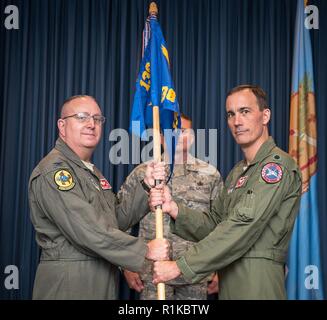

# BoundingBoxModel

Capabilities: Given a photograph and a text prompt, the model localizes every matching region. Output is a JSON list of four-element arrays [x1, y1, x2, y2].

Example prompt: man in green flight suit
[[29, 95, 169, 300], [150, 85, 302, 300]]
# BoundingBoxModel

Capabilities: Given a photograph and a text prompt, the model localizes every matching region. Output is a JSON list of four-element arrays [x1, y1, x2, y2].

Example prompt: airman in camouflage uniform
[[119, 115, 223, 300]]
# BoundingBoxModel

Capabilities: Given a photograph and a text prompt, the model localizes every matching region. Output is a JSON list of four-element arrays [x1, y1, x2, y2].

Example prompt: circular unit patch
[[54, 169, 75, 191], [261, 163, 283, 184]]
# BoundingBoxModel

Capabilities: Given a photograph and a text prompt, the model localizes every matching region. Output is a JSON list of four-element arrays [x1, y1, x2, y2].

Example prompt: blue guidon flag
[[130, 12, 181, 169]]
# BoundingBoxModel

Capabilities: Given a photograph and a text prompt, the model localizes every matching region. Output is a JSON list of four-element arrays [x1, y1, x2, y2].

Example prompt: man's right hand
[[149, 185, 179, 219], [124, 270, 144, 293], [146, 238, 170, 261]]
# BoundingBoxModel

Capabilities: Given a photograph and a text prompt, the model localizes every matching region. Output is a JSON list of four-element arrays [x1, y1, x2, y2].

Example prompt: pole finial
[[149, 2, 158, 16]]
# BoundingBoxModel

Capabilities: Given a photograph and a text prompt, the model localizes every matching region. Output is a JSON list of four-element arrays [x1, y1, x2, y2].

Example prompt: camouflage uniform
[[118, 155, 223, 300]]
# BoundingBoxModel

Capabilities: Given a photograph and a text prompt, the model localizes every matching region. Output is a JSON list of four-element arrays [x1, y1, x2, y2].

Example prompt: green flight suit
[[171, 137, 302, 300], [29, 138, 149, 299]]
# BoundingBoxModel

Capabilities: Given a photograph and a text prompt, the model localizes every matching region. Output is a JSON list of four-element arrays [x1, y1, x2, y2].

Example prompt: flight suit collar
[[249, 136, 276, 166], [55, 138, 110, 189], [185, 154, 200, 171], [227, 137, 276, 193], [55, 138, 90, 170]]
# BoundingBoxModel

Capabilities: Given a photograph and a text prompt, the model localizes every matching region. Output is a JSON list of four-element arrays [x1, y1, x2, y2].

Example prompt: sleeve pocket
[[234, 190, 256, 222]]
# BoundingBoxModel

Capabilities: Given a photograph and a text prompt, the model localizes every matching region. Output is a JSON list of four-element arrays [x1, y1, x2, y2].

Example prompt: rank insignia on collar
[[54, 169, 75, 191], [261, 163, 283, 184], [100, 178, 112, 190], [235, 175, 248, 189]]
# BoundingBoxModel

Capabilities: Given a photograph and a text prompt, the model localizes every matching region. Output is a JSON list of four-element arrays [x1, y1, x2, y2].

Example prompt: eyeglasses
[[62, 112, 106, 125]]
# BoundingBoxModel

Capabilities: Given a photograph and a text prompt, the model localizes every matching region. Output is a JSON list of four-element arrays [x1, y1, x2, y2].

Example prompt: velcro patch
[[100, 178, 112, 190], [54, 169, 75, 191], [261, 163, 283, 184], [235, 176, 248, 189]]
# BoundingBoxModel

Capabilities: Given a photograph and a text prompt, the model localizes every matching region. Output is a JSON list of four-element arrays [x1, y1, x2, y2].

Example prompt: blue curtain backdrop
[[0, 0, 326, 299]]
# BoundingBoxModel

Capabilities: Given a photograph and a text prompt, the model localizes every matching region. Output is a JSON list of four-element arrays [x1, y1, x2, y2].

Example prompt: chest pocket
[[85, 177, 103, 207], [232, 189, 256, 222], [175, 184, 212, 205], [83, 175, 118, 227], [101, 189, 117, 213]]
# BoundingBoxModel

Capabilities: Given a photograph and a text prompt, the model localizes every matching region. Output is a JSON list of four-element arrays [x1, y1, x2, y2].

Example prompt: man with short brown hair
[[150, 85, 302, 299]]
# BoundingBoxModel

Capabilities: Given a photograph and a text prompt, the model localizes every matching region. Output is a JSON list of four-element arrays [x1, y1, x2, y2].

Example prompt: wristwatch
[[140, 179, 152, 193]]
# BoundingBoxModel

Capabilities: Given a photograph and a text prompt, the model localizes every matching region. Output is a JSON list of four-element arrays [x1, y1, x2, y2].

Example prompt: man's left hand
[[153, 261, 181, 284], [144, 161, 166, 188], [207, 273, 219, 295]]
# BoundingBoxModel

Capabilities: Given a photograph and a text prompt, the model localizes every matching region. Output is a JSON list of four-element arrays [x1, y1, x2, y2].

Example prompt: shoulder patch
[[54, 169, 75, 191], [261, 163, 283, 184]]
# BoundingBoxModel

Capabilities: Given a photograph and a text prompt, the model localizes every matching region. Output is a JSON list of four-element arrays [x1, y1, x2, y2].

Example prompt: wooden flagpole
[[149, 2, 166, 301]]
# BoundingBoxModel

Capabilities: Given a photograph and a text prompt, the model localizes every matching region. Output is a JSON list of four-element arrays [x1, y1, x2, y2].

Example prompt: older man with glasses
[[28, 95, 169, 300]]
